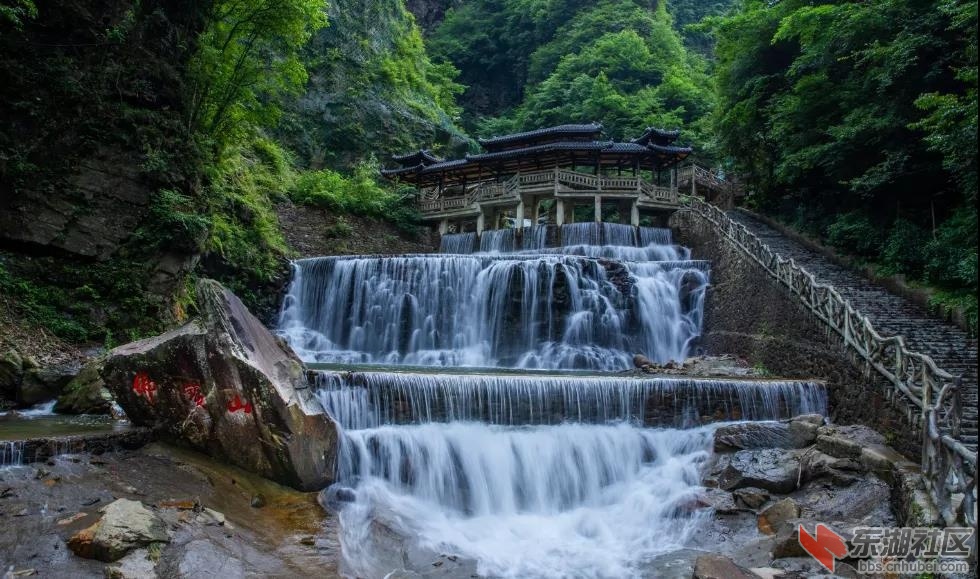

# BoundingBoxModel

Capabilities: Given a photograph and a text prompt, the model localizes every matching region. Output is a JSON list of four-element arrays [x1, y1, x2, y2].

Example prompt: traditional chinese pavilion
[[381, 123, 692, 233]]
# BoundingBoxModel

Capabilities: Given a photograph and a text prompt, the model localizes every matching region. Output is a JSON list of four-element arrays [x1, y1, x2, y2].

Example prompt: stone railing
[[684, 194, 977, 528], [640, 182, 677, 204]]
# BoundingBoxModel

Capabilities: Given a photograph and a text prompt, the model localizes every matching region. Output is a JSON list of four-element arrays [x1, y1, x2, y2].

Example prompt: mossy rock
[[55, 358, 113, 415]]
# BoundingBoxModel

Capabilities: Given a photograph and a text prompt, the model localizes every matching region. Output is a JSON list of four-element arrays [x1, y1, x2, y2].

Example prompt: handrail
[[418, 169, 685, 215], [683, 195, 976, 528]]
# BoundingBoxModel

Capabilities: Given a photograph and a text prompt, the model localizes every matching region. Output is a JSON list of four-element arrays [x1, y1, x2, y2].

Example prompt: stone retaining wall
[[671, 209, 920, 457]]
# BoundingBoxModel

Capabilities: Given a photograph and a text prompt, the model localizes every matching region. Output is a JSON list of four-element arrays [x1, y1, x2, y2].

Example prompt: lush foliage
[[278, 0, 469, 169], [290, 164, 419, 230], [431, 0, 714, 146], [710, 0, 978, 329], [0, 0, 35, 28], [186, 0, 327, 153]]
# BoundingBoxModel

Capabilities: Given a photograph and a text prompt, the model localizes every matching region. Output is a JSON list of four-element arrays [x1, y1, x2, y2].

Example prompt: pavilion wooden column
[[630, 200, 640, 227], [556, 199, 565, 226], [439, 219, 449, 235], [476, 204, 485, 235], [594, 196, 602, 222], [516, 197, 526, 228]]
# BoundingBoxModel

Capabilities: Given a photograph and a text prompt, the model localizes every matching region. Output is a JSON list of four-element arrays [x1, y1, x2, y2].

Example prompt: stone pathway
[[728, 210, 978, 451]]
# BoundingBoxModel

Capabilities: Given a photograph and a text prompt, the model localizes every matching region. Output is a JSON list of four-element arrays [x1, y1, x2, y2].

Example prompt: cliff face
[[405, 0, 462, 33], [0, 0, 205, 260], [278, 0, 470, 170]]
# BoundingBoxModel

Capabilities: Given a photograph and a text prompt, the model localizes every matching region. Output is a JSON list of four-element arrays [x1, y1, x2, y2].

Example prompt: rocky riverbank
[[0, 443, 340, 577]]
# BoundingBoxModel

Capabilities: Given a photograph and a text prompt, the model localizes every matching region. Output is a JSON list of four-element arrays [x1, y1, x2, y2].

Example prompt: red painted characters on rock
[[132, 372, 157, 404], [226, 394, 253, 415], [182, 382, 205, 407]]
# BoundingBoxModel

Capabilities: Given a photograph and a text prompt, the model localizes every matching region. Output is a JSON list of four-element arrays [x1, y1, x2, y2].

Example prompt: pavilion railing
[[684, 194, 977, 529]]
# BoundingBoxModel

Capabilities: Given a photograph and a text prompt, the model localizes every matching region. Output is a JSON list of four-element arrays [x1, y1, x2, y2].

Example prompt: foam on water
[[278, 224, 708, 370], [314, 371, 828, 429], [336, 422, 715, 578]]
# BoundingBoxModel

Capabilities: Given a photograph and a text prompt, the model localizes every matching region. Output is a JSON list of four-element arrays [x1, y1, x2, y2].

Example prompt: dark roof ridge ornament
[[631, 127, 681, 146], [478, 123, 604, 149], [391, 149, 443, 167]]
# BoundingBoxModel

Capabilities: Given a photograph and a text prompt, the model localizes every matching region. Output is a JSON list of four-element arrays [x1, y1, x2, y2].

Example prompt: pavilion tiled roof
[[391, 149, 443, 167], [383, 125, 691, 185], [478, 123, 603, 150], [631, 127, 681, 146]]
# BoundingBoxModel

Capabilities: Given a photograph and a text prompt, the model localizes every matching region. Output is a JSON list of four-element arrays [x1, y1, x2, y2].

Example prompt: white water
[[283, 221, 817, 577], [315, 371, 828, 429], [337, 422, 715, 579], [0, 400, 58, 418], [279, 224, 709, 370]]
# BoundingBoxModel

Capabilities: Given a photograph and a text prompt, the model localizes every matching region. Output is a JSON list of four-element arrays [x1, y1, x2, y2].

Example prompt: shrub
[[825, 212, 883, 258], [881, 219, 929, 278]]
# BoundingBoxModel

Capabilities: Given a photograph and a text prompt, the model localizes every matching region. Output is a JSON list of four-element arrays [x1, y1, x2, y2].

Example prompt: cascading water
[[281, 221, 825, 577], [316, 370, 826, 577], [278, 224, 709, 370], [315, 371, 827, 430]]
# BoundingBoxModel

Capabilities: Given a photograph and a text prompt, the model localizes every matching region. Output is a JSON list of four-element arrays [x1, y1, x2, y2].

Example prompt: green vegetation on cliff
[[279, 0, 469, 169], [709, 0, 977, 328], [429, 0, 725, 145]]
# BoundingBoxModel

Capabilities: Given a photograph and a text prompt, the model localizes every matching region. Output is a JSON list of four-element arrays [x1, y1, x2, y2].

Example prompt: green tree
[[186, 0, 328, 154]]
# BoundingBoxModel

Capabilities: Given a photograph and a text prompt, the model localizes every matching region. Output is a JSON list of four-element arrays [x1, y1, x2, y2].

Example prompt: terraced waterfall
[[278, 223, 827, 577]]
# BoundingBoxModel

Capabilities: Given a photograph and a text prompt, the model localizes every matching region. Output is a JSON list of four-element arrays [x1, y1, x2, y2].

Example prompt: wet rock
[[816, 434, 862, 459], [692, 553, 755, 579], [167, 538, 246, 578], [757, 498, 800, 535], [102, 280, 338, 491], [67, 498, 170, 562], [717, 449, 802, 494], [732, 487, 769, 510], [713, 422, 790, 452], [249, 494, 266, 509], [792, 414, 823, 426], [698, 488, 740, 514], [55, 359, 113, 415], [19, 363, 78, 406], [787, 419, 819, 448], [815, 424, 886, 460], [771, 521, 856, 560], [633, 354, 654, 369], [0, 349, 24, 401], [104, 548, 156, 579], [197, 508, 226, 526]]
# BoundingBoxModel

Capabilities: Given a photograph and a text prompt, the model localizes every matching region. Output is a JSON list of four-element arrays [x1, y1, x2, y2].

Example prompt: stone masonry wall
[[670, 209, 921, 457]]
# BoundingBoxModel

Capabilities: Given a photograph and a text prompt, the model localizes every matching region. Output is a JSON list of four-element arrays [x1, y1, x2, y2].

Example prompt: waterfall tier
[[279, 224, 709, 370], [314, 371, 827, 430]]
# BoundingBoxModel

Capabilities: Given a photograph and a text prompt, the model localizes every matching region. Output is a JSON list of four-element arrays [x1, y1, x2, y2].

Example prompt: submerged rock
[[67, 498, 170, 562], [102, 279, 338, 490]]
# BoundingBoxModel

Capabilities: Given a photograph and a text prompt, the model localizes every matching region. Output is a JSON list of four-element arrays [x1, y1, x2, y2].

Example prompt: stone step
[[727, 210, 978, 451]]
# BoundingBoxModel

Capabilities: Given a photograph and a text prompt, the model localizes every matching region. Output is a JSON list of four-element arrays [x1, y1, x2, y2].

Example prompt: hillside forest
[[0, 0, 976, 358]]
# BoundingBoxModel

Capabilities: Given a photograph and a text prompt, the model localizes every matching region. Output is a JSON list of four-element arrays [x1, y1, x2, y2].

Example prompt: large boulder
[[713, 422, 790, 452], [716, 449, 802, 494], [67, 499, 170, 562], [102, 280, 337, 490]]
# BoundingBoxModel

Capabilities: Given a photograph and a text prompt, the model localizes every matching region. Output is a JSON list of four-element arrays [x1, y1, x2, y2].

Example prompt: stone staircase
[[728, 210, 978, 451]]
